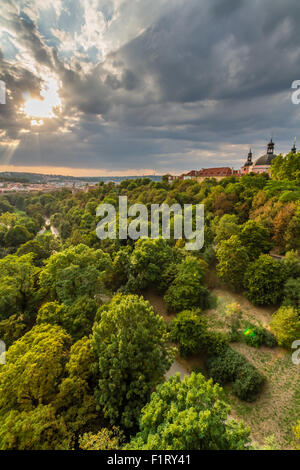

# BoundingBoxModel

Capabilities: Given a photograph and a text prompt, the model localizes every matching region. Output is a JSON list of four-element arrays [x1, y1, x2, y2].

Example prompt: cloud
[[0, 0, 300, 175]]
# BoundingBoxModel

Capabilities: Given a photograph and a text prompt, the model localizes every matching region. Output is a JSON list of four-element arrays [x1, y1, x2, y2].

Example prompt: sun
[[22, 78, 61, 125]]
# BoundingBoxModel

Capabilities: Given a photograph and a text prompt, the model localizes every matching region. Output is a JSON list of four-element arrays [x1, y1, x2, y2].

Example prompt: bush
[[270, 306, 300, 349], [203, 330, 229, 356], [206, 347, 264, 402], [225, 303, 243, 342], [170, 310, 208, 356], [170, 310, 228, 357], [232, 364, 265, 401], [243, 323, 277, 348]]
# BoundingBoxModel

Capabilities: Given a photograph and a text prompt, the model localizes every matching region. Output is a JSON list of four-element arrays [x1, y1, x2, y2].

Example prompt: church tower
[[247, 147, 253, 164], [267, 136, 275, 155], [241, 147, 253, 174], [291, 137, 297, 154]]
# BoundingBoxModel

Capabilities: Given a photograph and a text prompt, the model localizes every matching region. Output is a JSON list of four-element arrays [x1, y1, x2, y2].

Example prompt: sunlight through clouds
[[21, 78, 62, 122]]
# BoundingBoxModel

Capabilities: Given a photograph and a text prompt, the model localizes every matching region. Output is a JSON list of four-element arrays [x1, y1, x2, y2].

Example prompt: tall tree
[[125, 373, 251, 450], [216, 235, 250, 291], [244, 255, 287, 305], [91, 294, 173, 429], [39, 244, 111, 304]]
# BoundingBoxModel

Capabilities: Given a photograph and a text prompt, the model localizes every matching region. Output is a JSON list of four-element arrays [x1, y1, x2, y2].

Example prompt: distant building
[[241, 148, 253, 175], [195, 167, 237, 182], [167, 167, 237, 183], [165, 137, 297, 183], [242, 137, 297, 175], [242, 137, 278, 175]]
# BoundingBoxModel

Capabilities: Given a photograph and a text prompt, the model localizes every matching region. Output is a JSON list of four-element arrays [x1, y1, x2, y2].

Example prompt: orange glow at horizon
[[0, 165, 163, 177]]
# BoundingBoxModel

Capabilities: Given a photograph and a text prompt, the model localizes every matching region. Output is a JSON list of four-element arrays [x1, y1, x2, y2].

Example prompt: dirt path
[[144, 286, 299, 449], [209, 287, 277, 327], [38, 217, 59, 238], [204, 287, 298, 449]]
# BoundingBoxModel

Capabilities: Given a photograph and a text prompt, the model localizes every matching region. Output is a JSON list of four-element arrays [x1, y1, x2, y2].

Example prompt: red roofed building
[[166, 167, 240, 183], [195, 167, 236, 182]]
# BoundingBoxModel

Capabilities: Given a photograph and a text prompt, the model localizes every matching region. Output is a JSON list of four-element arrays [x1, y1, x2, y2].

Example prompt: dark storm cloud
[[1, 0, 300, 173]]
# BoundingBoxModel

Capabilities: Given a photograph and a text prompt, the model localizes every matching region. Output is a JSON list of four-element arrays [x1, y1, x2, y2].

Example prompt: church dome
[[253, 137, 277, 166], [253, 153, 277, 166]]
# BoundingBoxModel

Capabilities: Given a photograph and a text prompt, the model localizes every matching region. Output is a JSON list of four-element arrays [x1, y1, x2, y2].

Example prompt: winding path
[[38, 217, 59, 238]]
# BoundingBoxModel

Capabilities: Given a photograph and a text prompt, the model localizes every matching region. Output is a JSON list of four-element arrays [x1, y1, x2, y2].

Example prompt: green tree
[[282, 278, 300, 310], [91, 294, 173, 429], [0, 314, 26, 347], [164, 256, 211, 313], [39, 244, 111, 304], [79, 427, 121, 450], [37, 296, 97, 340], [128, 238, 173, 292], [170, 310, 228, 356], [55, 337, 98, 434], [271, 152, 300, 181], [0, 405, 71, 450], [17, 233, 60, 266], [125, 373, 251, 450], [213, 214, 240, 245], [0, 254, 38, 322], [4, 224, 33, 247], [244, 255, 287, 305], [0, 324, 71, 415], [239, 220, 273, 259], [216, 235, 250, 290], [270, 306, 300, 348], [105, 247, 131, 290], [282, 250, 300, 279]]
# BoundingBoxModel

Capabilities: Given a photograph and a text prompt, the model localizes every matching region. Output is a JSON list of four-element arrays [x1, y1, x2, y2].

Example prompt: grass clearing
[[145, 286, 300, 449], [207, 288, 300, 449]]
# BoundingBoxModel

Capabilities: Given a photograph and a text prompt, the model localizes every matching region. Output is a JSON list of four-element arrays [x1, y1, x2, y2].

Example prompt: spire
[[291, 137, 297, 154], [267, 136, 275, 155], [247, 147, 252, 163]]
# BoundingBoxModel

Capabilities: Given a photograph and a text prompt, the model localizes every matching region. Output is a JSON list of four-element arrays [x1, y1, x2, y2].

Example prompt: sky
[[1, 0, 300, 176]]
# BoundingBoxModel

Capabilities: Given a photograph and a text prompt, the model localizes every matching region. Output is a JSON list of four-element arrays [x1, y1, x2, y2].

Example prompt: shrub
[[225, 303, 243, 342], [206, 347, 264, 402], [232, 364, 265, 401], [204, 330, 229, 356], [170, 310, 228, 357], [243, 323, 277, 348], [170, 310, 208, 356]]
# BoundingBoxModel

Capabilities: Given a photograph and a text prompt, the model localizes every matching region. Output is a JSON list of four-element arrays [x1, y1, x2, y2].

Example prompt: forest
[[0, 153, 299, 450]]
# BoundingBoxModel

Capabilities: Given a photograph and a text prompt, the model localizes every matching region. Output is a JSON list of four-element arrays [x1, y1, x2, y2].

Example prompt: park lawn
[[205, 288, 300, 450], [146, 286, 300, 449]]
